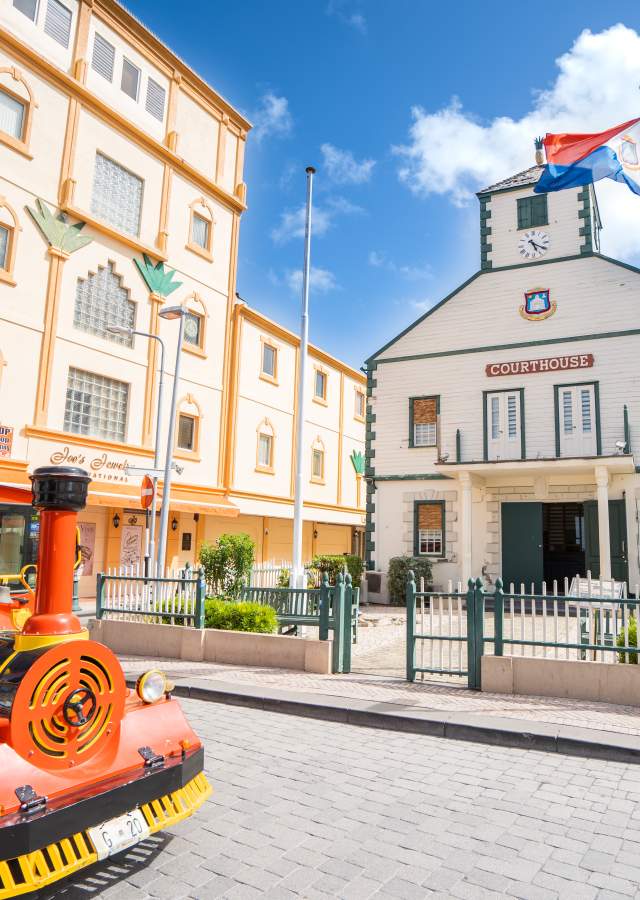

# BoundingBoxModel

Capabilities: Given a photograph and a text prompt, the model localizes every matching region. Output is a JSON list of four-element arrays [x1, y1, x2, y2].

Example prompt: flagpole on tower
[[291, 166, 316, 588]]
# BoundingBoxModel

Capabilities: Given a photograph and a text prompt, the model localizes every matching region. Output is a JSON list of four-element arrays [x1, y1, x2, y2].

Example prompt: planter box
[[89, 618, 332, 674], [482, 655, 640, 706]]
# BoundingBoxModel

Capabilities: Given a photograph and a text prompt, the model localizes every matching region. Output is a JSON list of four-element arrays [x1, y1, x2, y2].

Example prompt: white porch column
[[459, 471, 473, 586], [595, 465, 611, 581]]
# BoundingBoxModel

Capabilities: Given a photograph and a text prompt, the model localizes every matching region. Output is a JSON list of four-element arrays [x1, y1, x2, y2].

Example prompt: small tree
[[387, 556, 433, 606], [199, 533, 255, 599]]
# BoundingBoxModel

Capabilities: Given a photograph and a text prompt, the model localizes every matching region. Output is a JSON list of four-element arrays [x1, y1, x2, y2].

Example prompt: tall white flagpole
[[291, 166, 315, 588]]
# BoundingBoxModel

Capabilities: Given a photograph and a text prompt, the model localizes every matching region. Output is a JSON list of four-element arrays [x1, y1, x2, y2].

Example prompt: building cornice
[[239, 305, 366, 383]]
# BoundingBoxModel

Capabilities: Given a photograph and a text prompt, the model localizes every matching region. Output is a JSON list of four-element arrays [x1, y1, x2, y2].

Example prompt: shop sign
[[49, 446, 133, 482], [486, 353, 594, 377], [0, 425, 13, 458]]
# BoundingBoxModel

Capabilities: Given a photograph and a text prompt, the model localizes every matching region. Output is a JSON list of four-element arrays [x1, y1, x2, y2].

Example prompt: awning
[[169, 497, 239, 518]]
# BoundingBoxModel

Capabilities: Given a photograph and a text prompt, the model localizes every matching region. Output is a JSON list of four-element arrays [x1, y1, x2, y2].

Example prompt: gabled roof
[[478, 166, 543, 195]]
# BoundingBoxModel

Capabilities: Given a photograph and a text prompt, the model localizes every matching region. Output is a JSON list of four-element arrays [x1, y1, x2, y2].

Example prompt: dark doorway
[[542, 503, 586, 587]]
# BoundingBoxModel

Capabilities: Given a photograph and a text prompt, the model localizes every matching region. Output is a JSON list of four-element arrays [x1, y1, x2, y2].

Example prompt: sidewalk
[[120, 653, 640, 764]]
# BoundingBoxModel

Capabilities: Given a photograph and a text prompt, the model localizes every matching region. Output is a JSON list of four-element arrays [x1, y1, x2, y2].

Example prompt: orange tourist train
[[0, 466, 211, 896]]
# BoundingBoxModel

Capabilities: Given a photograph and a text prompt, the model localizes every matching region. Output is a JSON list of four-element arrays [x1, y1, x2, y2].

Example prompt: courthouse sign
[[486, 353, 594, 377]]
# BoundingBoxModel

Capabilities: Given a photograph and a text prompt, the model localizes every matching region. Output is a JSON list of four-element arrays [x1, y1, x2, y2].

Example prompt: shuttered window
[[416, 502, 444, 556], [121, 58, 140, 101], [0, 89, 25, 140], [411, 397, 437, 447], [13, 0, 38, 21], [507, 394, 517, 438], [562, 390, 573, 434], [145, 78, 166, 121], [0, 226, 9, 270], [517, 194, 548, 230], [581, 389, 592, 433], [91, 152, 143, 236], [44, 0, 72, 48], [92, 33, 115, 82]]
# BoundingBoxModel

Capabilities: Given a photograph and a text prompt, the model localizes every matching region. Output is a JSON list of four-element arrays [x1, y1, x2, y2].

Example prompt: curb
[[125, 675, 640, 765]]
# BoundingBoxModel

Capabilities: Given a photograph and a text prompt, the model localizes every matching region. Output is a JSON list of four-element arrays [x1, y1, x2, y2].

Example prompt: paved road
[[39, 698, 640, 899]]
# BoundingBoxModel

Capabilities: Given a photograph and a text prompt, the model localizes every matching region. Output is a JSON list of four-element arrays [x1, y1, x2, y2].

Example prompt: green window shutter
[[517, 194, 548, 230]]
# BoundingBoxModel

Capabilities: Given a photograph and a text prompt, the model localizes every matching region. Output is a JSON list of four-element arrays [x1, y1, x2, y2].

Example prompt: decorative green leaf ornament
[[26, 198, 93, 254], [350, 450, 365, 475], [134, 253, 182, 298]]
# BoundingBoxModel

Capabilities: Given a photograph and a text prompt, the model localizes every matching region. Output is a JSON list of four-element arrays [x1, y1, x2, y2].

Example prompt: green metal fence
[[406, 573, 640, 689]]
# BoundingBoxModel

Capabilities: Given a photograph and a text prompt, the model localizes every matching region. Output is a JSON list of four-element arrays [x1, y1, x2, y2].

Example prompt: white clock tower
[[477, 166, 601, 271]]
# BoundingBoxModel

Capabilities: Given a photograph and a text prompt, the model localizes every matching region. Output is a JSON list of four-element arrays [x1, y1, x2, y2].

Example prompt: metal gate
[[406, 576, 483, 689]]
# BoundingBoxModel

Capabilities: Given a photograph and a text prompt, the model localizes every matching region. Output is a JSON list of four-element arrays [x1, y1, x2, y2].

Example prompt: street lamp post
[[291, 166, 316, 588], [156, 305, 187, 577], [108, 326, 165, 577]]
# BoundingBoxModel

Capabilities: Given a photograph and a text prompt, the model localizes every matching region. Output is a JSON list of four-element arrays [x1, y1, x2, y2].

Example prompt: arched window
[[311, 436, 325, 484], [0, 198, 20, 286], [256, 418, 275, 474], [175, 394, 202, 456], [181, 292, 208, 356], [0, 67, 37, 157], [187, 197, 215, 261], [73, 261, 135, 345]]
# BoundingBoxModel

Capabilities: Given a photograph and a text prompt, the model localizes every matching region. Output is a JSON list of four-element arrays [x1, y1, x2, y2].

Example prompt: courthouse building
[[0, 0, 365, 595], [366, 163, 640, 595]]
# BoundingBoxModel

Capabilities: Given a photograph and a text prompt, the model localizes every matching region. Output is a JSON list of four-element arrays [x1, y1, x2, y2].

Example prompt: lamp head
[[107, 324, 133, 335], [159, 306, 186, 320]]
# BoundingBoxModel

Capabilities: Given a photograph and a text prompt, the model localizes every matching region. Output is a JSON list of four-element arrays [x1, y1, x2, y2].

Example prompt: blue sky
[[132, 1, 640, 367]]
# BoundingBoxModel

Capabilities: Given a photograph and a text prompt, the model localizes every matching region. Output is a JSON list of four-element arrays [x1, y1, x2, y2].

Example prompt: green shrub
[[387, 556, 433, 606], [616, 614, 638, 663], [309, 554, 365, 586], [198, 533, 255, 598], [204, 598, 277, 633]]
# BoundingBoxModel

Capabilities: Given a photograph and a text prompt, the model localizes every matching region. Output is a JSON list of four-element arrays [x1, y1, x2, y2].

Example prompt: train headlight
[[136, 669, 170, 703]]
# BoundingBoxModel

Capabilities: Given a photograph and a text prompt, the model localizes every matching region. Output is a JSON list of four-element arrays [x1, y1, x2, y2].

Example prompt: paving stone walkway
[[38, 698, 640, 899]]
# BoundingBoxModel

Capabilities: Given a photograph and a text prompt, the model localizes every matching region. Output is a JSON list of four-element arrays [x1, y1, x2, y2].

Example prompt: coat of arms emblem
[[519, 288, 557, 321]]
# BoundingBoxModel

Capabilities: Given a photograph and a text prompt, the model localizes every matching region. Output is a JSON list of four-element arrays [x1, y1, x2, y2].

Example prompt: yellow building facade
[[0, 0, 365, 595]]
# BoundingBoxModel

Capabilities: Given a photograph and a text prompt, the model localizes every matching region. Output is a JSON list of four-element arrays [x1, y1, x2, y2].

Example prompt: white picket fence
[[248, 561, 318, 588], [97, 563, 202, 623]]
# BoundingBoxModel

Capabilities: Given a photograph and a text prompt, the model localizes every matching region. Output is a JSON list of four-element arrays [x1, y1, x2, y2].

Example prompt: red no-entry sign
[[140, 475, 154, 509]]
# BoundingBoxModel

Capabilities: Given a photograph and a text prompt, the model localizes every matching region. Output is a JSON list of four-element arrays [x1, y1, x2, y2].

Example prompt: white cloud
[[321, 143, 376, 184], [286, 267, 339, 295], [271, 197, 362, 244], [326, 1, 366, 33], [368, 250, 431, 281], [410, 298, 434, 313], [251, 92, 293, 142], [393, 25, 640, 261]]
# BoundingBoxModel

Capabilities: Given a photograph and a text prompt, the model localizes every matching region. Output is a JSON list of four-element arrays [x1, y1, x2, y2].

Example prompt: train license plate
[[89, 809, 151, 860]]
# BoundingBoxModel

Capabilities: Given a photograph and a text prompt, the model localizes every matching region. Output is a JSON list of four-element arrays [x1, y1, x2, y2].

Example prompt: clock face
[[518, 230, 550, 260]]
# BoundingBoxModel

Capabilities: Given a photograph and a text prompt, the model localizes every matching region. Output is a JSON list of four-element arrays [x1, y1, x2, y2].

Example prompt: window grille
[[191, 212, 210, 250], [145, 78, 166, 121], [262, 343, 276, 378], [121, 58, 140, 100], [13, 0, 38, 21], [91, 152, 143, 236], [258, 434, 272, 468], [412, 397, 437, 447], [92, 33, 115, 81], [44, 0, 72, 47], [73, 262, 135, 345], [64, 368, 128, 442], [0, 226, 8, 269], [0, 90, 25, 140], [177, 414, 195, 451]]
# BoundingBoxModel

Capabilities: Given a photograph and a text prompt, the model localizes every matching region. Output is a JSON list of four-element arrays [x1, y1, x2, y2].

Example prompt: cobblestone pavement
[[120, 654, 640, 739], [38, 698, 640, 899]]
